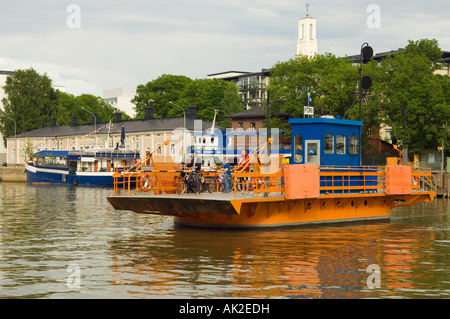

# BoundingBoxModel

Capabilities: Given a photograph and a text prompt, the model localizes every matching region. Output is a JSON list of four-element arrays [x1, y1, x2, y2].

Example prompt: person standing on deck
[[186, 152, 202, 193], [238, 149, 250, 193], [222, 156, 231, 193]]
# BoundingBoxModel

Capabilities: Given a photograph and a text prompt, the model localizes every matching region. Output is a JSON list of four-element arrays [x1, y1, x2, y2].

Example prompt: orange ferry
[[107, 117, 435, 228]]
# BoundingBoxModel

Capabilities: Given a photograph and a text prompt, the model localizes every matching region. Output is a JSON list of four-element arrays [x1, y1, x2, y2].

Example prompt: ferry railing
[[319, 165, 384, 195], [230, 164, 434, 199], [113, 141, 172, 195], [411, 166, 434, 192], [233, 168, 285, 198]]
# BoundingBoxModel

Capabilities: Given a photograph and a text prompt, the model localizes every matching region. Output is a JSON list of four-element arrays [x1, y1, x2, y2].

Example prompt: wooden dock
[[433, 172, 450, 198]]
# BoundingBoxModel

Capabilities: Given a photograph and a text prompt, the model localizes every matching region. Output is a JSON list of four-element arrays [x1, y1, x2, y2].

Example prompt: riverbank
[[0, 166, 27, 182]]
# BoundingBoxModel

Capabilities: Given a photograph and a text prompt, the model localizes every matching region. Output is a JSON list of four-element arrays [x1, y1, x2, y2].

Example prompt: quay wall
[[0, 166, 27, 182]]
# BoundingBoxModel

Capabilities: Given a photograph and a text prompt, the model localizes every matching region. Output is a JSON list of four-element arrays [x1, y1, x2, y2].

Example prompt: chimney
[[70, 116, 78, 126], [50, 117, 57, 128], [41, 121, 45, 128], [144, 106, 154, 120], [187, 106, 197, 119], [90, 114, 98, 125], [113, 111, 122, 122]]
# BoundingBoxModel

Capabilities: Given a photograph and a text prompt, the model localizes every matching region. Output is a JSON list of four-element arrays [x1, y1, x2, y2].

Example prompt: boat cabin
[[288, 116, 363, 166], [33, 149, 140, 173]]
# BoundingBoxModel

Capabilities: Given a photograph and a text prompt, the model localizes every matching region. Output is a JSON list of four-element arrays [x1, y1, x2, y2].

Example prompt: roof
[[13, 117, 217, 139], [207, 69, 271, 81], [35, 150, 70, 157], [227, 105, 289, 119], [0, 70, 14, 76], [228, 106, 267, 118], [347, 49, 450, 64], [288, 116, 363, 127]]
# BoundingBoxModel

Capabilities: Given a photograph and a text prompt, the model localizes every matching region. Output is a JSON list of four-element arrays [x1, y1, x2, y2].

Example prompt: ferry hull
[[26, 164, 117, 186], [106, 192, 435, 228]]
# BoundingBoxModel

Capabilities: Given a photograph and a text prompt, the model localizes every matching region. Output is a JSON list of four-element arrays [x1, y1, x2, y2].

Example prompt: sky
[[0, 0, 449, 97]]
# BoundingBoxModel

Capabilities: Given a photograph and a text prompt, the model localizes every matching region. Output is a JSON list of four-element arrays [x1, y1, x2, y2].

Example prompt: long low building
[[6, 106, 215, 165]]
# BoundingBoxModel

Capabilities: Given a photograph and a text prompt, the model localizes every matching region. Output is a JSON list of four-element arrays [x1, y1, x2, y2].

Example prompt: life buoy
[[73, 178, 79, 186], [140, 174, 153, 192]]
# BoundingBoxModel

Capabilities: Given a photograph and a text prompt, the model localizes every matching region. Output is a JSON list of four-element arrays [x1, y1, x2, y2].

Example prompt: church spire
[[296, 4, 317, 58]]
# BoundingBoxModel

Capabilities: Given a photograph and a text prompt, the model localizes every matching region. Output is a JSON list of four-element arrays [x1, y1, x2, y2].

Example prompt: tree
[[220, 81, 244, 127], [368, 39, 450, 152], [268, 53, 359, 119], [0, 68, 58, 145], [178, 78, 230, 123], [132, 74, 192, 119], [134, 75, 242, 129]]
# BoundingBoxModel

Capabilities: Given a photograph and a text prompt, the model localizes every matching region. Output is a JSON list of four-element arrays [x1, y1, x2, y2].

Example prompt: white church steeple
[[296, 3, 318, 57]]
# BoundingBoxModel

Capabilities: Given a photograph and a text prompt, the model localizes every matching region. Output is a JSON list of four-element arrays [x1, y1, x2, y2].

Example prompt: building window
[[156, 143, 162, 155], [336, 135, 346, 155], [237, 122, 244, 132], [249, 122, 256, 132], [170, 142, 175, 155], [385, 129, 392, 141], [310, 24, 313, 39], [348, 136, 359, 155], [324, 134, 334, 154]]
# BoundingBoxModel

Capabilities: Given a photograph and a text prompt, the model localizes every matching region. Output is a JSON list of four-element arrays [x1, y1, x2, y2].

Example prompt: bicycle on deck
[[207, 169, 235, 193], [177, 168, 205, 195]]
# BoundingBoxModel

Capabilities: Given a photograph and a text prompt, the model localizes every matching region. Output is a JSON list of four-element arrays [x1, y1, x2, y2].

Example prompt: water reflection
[[0, 183, 449, 299]]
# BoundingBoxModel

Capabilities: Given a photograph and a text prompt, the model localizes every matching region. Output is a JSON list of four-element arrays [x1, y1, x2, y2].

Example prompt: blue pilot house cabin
[[288, 116, 363, 166], [287, 116, 373, 194]]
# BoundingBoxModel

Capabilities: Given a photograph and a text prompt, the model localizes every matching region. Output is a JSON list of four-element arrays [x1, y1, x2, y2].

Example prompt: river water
[[0, 182, 448, 299]]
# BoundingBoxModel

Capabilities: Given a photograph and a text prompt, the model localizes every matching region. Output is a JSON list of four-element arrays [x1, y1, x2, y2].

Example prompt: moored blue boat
[[25, 149, 140, 186]]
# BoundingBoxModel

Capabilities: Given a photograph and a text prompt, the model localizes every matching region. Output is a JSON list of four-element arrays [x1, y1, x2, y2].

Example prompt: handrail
[[231, 164, 434, 199], [113, 158, 434, 198], [112, 140, 172, 195]]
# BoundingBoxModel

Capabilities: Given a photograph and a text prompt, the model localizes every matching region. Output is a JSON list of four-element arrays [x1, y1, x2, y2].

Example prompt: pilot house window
[[336, 135, 346, 155], [324, 134, 334, 154], [348, 136, 359, 155], [294, 134, 303, 162]]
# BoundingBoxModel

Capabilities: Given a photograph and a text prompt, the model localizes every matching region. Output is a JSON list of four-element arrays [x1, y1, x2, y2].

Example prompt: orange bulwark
[[107, 163, 435, 228]]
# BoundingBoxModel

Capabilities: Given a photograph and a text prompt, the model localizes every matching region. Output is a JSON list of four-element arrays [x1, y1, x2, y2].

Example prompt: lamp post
[[81, 107, 97, 147], [5, 116, 17, 166], [169, 101, 186, 163]]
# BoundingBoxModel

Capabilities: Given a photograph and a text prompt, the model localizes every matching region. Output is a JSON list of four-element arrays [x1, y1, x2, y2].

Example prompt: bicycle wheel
[[177, 179, 186, 195], [208, 180, 216, 193]]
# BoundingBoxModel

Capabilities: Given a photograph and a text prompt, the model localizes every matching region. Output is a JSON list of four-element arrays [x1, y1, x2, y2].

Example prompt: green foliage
[[133, 75, 243, 128], [56, 92, 116, 125], [366, 38, 450, 152], [0, 68, 119, 147], [220, 81, 244, 127], [132, 74, 193, 119], [0, 68, 58, 143], [269, 39, 450, 153], [269, 53, 359, 119]]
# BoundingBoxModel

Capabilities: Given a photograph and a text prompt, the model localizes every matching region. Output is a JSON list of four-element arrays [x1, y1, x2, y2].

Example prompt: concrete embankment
[[0, 166, 27, 182]]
